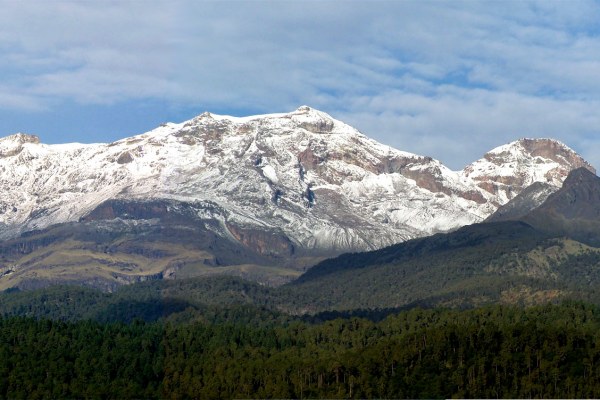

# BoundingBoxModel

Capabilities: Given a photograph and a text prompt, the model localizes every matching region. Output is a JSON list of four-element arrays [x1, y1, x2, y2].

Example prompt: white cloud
[[335, 88, 600, 169], [1, 0, 600, 170], [0, 1, 177, 105]]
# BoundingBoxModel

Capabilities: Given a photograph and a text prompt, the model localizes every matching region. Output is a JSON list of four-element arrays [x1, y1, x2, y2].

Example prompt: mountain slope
[[486, 182, 558, 222], [522, 167, 600, 246], [0, 199, 312, 290]]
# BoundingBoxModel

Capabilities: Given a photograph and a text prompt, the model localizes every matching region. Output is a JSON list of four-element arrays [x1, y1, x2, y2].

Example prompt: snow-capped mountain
[[0, 106, 593, 255], [461, 138, 594, 205]]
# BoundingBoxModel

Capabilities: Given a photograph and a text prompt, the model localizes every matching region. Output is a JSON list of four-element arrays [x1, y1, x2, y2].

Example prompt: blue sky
[[1, 1, 600, 170]]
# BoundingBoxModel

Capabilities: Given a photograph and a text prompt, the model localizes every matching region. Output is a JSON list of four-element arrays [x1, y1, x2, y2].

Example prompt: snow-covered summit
[[199, 106, 351, 132], [0, 133, 41, 157], [0, 132, 40, 144], [461, 138, 594, 205], [0, 109, 591, 254], [184, 106, 366, 144]]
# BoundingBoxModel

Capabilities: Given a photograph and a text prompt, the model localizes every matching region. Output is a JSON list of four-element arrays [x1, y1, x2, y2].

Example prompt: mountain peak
[[0, 109, 593, 256], [461, 137, 594, 204], [487, 138, 595, 173], [0, 133, 40, 144], [291, 105, 334, 119], [0, 133, 40, 157]]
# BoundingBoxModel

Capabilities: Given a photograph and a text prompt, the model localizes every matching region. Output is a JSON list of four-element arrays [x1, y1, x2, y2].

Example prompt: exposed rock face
[[521, 139, 591, 169], [81, 199, 172, 222], [116, 151, 134, 164], [226, 223, 295, 258]]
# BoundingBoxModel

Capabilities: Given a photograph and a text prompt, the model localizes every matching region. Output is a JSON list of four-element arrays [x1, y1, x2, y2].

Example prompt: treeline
[[1, 302, 600, 398]]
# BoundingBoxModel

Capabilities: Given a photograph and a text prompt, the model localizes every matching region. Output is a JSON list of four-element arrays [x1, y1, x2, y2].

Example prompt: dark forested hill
[[287, 221, 570, 311]]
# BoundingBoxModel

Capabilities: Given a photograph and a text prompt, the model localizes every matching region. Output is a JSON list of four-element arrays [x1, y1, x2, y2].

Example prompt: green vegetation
[[286, 222, 600, 311], [3, 227, 600, 322], [1, 303, 600, 398], [3, 210, 600, 397], [0, 276, 278, 323]]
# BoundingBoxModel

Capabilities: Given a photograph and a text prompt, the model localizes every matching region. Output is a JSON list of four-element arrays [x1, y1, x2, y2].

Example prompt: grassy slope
[[0, 222, 305, 290]]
